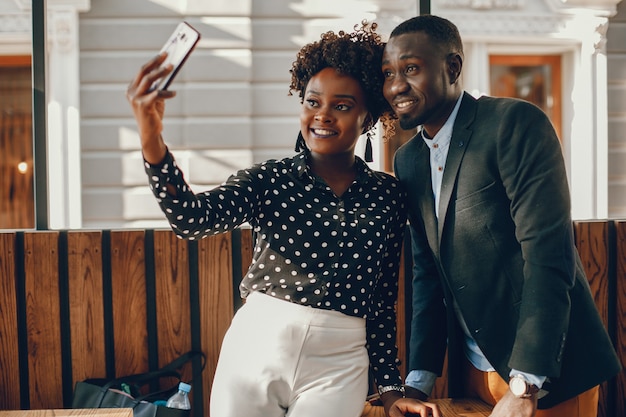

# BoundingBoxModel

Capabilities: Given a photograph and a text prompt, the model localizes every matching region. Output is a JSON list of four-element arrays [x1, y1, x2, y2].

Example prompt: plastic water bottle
[[166, 382, 191, 410]]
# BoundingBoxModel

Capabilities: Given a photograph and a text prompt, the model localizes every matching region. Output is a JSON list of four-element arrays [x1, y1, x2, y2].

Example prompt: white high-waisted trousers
[[210, 291, 369, 417]]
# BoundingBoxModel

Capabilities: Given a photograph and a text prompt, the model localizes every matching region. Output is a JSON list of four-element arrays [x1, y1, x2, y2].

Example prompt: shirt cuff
[[509, 369, 546, 389], [405, 369, 438, 396]]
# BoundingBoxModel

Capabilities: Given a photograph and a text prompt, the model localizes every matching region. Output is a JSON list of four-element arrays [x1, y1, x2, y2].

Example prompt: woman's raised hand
[[126, 53, 174, 164]]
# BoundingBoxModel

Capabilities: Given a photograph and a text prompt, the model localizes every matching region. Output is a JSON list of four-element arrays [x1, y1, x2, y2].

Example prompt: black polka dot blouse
[[145, 149, 408, 387]]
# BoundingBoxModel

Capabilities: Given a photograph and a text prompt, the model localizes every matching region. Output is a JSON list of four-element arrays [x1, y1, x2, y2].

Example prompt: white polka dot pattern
[[144, 150, 407, 387]]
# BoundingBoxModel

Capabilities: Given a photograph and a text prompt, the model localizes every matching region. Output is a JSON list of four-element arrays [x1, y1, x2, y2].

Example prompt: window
[[0, 55, 34, 229]]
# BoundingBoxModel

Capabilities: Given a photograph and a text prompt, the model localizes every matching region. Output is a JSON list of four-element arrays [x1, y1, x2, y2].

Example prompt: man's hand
[[489, 389, 537, 417]]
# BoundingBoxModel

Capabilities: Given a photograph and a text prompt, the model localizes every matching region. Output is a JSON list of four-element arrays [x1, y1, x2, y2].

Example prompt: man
[[382, 14, 622, 417]]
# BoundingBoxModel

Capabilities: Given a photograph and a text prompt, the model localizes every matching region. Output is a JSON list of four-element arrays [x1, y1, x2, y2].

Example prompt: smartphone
[[151, 21, 201, 91]]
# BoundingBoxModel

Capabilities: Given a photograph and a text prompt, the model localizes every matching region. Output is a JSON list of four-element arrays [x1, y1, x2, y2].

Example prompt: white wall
[[78, 0, 417, 228], [1, 0, 623, 228], [607, 0, 626, 218]]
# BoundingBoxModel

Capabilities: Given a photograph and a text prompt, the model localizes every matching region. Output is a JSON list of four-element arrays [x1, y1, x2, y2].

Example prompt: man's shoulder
[[474, 93, 542, 114], [394, 133, 424, 168]]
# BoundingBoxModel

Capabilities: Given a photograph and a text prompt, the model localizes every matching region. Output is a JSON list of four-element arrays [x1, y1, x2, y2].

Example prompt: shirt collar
[[421, 94, 464, 146]]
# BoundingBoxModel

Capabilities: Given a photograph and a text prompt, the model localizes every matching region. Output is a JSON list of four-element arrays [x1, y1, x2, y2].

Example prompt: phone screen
[[151, 22, 201, 91]]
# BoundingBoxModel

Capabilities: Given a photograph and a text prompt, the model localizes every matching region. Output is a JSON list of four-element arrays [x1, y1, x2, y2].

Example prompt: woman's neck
[[308, 152, 357, 197]]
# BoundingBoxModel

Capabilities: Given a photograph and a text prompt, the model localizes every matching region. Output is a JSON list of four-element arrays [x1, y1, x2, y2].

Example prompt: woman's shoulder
[[371, 169, 400, 183], [476, 94, 546, 117], [367, 168, 406, 196]]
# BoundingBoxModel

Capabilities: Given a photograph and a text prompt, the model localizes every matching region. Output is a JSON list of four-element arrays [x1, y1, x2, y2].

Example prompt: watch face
[[510, 376, 527, 396]]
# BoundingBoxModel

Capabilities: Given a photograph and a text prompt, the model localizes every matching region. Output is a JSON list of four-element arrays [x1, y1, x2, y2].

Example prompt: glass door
[[489, 55, 562, 140]]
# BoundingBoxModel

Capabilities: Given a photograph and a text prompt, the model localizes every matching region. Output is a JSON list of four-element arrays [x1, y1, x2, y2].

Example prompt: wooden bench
[[0, 221, 624, 416]]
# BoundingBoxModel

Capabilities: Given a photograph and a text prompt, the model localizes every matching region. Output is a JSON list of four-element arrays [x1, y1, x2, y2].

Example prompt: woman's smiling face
[[300, 67, 370, 158]]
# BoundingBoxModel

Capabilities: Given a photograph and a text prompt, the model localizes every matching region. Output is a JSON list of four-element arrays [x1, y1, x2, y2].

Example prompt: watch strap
[[377, 385, 405, 397]]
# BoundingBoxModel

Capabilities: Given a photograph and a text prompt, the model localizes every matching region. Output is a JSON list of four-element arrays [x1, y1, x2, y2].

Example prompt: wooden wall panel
[[574, 222, 611, 417], [24, 232, 62, 409], [0, 223, 621, 415], [614, 220, 626, 417], [109, 230, 149, 377], [197, 233, 234, 413], [67, 231, 107, 383], [239, 228, 253, 283], [0, 232, 20, 409], [573, 221, 611, 417], [574, 221, 610, 325], [153, 230, 192, 371]]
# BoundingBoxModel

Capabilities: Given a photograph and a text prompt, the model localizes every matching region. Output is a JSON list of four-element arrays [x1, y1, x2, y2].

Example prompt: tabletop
[[362, 397, 493, 417]]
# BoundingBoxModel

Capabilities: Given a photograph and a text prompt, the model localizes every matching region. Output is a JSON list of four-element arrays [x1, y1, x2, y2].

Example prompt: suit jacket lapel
[[420, 163, 439, 251], [437, 93, 476, 238]]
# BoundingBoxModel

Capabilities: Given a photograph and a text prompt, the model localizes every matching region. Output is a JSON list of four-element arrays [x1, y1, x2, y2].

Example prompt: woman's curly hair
[[289, 21, 395, 140]]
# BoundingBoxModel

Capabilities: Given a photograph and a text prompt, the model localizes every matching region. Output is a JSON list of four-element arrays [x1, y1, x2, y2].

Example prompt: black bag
[[71, 351, 205, 417]]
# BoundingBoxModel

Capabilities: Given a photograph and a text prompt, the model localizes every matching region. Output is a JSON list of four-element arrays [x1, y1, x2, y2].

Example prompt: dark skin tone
[[126, 53, 442, 417], [126, 54, 175, 165], [126, 61, 367, 199], [299, 67, 367, 197], [127, 53, 441, 417], [382, 31, 538, 417], [300, 68, 440, 416], [382, 32, 461, 138]]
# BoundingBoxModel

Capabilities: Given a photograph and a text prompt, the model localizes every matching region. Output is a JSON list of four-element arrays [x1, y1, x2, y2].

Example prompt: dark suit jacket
[[393, 92, 622, 408]]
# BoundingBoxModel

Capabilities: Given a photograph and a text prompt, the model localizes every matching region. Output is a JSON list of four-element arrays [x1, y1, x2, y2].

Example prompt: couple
[[127, 14, 621, 417]]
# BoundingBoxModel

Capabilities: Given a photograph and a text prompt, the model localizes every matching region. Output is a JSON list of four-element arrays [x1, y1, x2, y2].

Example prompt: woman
[[126, 21, 439, 417]]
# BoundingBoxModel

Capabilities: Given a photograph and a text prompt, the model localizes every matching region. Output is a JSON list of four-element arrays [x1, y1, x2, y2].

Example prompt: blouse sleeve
[[144, 150, 260, 240]]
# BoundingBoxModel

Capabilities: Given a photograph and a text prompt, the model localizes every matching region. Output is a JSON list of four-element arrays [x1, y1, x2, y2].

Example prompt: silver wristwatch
[[378, 385, 405, 397]]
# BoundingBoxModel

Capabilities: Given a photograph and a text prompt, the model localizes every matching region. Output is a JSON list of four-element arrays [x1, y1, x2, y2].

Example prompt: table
[[434, 398, 493, 416], [362, 398, 493, 417]]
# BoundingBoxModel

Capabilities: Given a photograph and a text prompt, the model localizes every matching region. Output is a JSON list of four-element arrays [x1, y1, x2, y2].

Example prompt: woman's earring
[[364, 131, 373, 163], [295, 131, 306, 152]]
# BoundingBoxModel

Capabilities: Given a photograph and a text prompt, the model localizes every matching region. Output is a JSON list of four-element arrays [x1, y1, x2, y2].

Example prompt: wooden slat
[[573, 220, 611, 417], [110, 230, 149, 377], [614, 220, 626, 417], [197, 233, 235, 414], [0, 232, 20, 409], [239, 228, 253, 283], [67, 231, 106, 383], [153, 230, 192, 376], [24, 231, 63, 409], [573, 221, 610, 326]]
